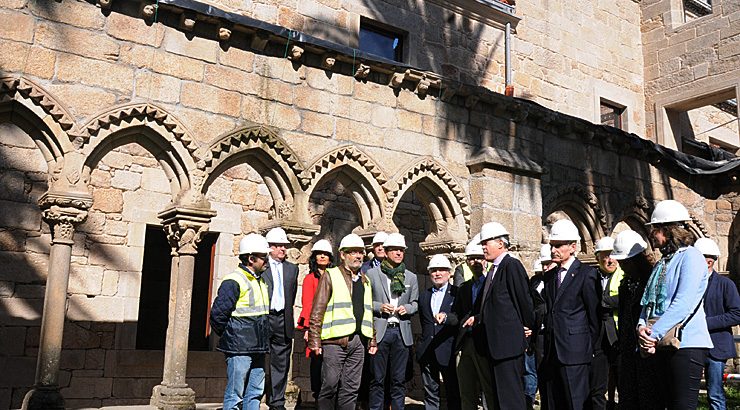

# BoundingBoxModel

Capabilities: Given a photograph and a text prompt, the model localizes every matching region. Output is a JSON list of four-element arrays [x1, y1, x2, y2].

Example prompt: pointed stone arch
[[80, 104, 200, 197], [301, 145, 389, 230], [613, 196, 652, 239], [0, 76, 76, 164], [388, 158, 470, 244], [196, 125, 305, 220], [542, 185, 608, 255]]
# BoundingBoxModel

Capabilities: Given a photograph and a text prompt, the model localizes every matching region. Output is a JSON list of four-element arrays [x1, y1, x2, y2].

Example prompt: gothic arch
[[301, 146, 389, 229], [0, 76, 76, 163], [543, 185, 608, 254], [613, 196, 652, 239], [80, 104, 199, 196], [197, 125, 304, 220], [388, 158, 470, 241]]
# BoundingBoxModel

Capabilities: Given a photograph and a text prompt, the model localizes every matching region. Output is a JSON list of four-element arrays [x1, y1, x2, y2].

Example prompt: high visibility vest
[[461, 261, 491, 282], [222, 267, 270, 317], [608, 267, 624, 328], [321, 267, 374, 340]]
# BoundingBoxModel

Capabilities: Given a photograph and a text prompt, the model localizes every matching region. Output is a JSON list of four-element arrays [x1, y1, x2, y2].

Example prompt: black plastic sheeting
[[159, 0, 740, 181], [157, 0, 414, 69]]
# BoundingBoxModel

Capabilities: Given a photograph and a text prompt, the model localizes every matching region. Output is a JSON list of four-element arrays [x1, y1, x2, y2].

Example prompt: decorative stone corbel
[[354, 64, 371, 79], [141, 3, 156, 20], [99, 0, 112, 9], [321, 54, 337, 70], [179, 13, 196, 31], [390, 71, 407, 88], [288, 45, 304, 62], [218, 27, 232, 41]]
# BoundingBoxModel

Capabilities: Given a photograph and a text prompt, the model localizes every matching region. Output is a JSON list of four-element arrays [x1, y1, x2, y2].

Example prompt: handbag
[[647, 292, 706, 350]]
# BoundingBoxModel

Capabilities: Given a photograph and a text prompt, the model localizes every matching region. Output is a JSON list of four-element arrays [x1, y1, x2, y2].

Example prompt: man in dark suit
[[417, 255, 461, 410], [263, 227, 299, 410], [540, 219, 600, 410], [471, 221, 534, 410]]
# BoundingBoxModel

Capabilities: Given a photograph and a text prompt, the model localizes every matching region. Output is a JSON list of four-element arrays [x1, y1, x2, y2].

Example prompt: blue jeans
[[705, 356, 726, 410], [224, 353, 266, 410], [523, 351, 537, 402]]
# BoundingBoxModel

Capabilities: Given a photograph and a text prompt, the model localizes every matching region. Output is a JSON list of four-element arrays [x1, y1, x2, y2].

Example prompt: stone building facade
[[0, 0, 738, 409]]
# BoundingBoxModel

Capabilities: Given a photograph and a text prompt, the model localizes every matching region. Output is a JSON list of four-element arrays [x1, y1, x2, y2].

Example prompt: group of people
[[209, 198, 740, 410]]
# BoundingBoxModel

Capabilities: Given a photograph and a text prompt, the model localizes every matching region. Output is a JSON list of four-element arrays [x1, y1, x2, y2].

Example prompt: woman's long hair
[[309, 251, 335, 274], [656, 224, 695, 255]]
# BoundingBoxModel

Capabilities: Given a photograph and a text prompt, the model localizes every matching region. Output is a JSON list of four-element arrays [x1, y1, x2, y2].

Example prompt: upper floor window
[[684, 0, 712, 21], [359, 18, 405, 62], [600, 100, 626, 130]]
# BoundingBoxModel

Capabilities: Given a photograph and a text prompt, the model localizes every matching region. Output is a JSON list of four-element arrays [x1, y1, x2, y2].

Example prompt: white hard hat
[[694, 237, 720, 257], [539, 244, 552, 262], [339, 233, 364, 250], [383, 233, 407, 249], [479, 222, 509, 242], [594, 237, 615, 253], [465, 239, 484, 257], [548, 219, 581, 242], [532, 259, 543, 272], [371, 231, 388, 245], [610, 230, 647, 260], [265, 227, 290, 244], [428, 254, 452, 270], [311, 239, 333, 255], [239, 233, 271, 255], [647, 200, 691, 225]]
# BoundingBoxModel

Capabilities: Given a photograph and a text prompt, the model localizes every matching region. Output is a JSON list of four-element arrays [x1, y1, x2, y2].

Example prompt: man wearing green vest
[[453, 234, 486, 286], [308, 233, 378, 410], [591, 236, 624, 410], [210, 233, 272, 410]]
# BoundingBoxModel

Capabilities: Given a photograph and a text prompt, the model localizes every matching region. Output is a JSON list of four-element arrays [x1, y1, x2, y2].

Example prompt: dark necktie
[[556, 267, 566, 288]]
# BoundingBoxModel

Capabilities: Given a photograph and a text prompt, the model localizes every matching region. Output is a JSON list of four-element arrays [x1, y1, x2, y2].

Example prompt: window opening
[[684, 0, 712, 22], [359, 18, 405, 62], [600, 100, 626, 130]]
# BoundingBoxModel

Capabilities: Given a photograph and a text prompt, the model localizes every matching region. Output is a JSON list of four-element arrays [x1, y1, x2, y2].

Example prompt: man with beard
[[366, 233, 419, 410]]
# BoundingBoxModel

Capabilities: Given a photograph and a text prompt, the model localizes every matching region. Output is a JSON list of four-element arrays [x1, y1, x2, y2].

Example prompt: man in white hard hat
[[590, 236, 623, 410], [695, 237, 740, 410], [453, 234, 486, 287], [362, 231, 388, 274], [308, 233, 378, 410], [263, 227, 299, 410], [210, 233, 272, 410], [524, 244, 551, 409], [467, 221, 534, 409], [417, 255, 461, 410], [366, 232, 419, 410], [540, 219, 600, 410]]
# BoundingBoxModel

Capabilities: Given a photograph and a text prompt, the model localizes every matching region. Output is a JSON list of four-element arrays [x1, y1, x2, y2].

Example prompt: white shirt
[[431, 283, 448, 317], [386, 275, 401, 324], [558, 256, 576, 285], [269, 256, 285, 311]]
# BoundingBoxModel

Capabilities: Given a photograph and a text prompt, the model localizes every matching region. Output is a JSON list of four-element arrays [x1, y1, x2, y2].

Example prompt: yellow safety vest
[[609, 267, 624, 328], [321, 267, 374, 340], [222, 267, 270, 317], [461, 261, 491, 282]]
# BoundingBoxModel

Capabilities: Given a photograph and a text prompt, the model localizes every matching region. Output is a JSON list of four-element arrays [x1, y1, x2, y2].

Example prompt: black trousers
[[370, 326, 408, 410], [539, 358, 590, 410], [489, 354, 526, 410], [587, 349, 608, 410], [421, 359, 461, 410], [655, 348, 708, 410], [309, 353, 322, 399], [267, 311, 292, 410]]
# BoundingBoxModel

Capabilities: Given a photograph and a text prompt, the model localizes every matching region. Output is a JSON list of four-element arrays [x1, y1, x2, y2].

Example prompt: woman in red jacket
[[297, 239, 334, 402]]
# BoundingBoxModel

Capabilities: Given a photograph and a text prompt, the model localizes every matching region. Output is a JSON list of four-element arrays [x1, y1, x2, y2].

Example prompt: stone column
[[151, 204, 215, 410], [22, 192, 91, 410]]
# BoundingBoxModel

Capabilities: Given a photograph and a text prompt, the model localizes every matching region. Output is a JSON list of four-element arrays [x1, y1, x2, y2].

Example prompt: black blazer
[[478, 254, 535, 360], [453, 277, 488, 356], [542, 258, 600, 365], [416, 285, 459, 367], [263, 259, 299, 339]]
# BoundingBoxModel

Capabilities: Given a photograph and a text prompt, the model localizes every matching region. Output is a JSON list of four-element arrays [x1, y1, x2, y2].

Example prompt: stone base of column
[[285, 380, 301, 409], [150, 384, 196, 410], [21, 385, 65, 410]]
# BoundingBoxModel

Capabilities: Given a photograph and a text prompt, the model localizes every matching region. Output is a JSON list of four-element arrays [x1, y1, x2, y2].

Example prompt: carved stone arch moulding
[[80, 103, 200, 194], [301, 145, 391, 229], [388, 157, 471, 238], [196, 125, 305, 220], [542, 185, 609, 237], [616, 196, 709, 239], [0, 76, 76, 156]]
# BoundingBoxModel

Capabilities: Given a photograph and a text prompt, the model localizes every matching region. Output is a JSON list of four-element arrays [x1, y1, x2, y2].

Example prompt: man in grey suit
[[366, 232, 419, 410], [263, 227, 299, 410]]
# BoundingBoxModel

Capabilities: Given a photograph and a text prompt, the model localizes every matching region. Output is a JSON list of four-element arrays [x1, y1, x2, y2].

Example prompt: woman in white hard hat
[[297, 239, 335, 403], [609, 230, 659, 410], [636, 200, 712, 409]]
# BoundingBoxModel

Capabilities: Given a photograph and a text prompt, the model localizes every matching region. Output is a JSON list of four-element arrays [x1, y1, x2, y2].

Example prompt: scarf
[[381, 259, 406, 295], [640, 251, 675, 318]]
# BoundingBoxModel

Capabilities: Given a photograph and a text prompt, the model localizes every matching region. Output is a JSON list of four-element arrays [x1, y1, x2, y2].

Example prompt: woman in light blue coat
[[637, 200, 712, 410]]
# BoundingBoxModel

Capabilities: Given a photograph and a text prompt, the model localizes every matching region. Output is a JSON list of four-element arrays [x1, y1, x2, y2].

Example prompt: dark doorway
[[136, 225, 219, 351]]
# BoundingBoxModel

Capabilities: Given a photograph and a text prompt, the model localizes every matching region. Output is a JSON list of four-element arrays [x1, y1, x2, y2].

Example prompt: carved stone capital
[[158, 205, 216, 256], [39, 191, 92, 245], [259, 219, 320, 248], [419, 238, 466, 256]]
